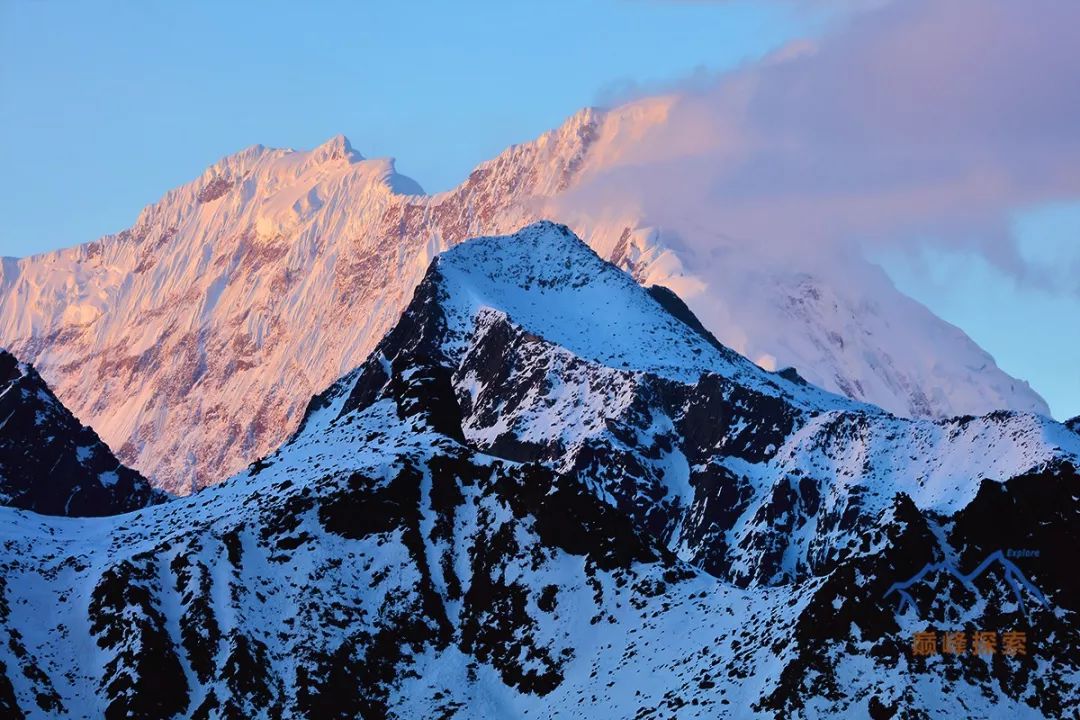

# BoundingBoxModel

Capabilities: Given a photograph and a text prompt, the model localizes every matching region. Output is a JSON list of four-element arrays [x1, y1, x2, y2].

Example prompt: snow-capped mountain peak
[[436, 221, 738, 380], [0, 103, 1051, 492], [432, 222, 858, 413], [288, 225, 1076, 599], [309, 133, 362, 165]]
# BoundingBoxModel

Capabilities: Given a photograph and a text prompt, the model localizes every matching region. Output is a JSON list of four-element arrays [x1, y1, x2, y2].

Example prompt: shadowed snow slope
[[0, 100, 1049, 492]]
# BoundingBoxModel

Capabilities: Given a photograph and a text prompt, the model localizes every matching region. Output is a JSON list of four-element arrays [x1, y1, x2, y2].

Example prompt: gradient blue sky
[[0, 0, 820, 254], [881, 206, 1080, 421], [1, 1, 1076, 419]]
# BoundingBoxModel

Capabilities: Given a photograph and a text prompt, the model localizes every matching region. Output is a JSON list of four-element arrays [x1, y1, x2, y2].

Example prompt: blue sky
[[0, 0, 816, 255], [1, 1, 1076, 419], [881, 207, 1080, 421]]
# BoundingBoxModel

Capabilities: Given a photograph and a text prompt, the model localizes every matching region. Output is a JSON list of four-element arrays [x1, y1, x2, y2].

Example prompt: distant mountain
[[0, 101, 1049, 493], [1, 225, 1075, 718], [0, 349, 162, 516]]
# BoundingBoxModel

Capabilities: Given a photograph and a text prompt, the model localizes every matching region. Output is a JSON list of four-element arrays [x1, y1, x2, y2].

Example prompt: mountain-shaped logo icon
[[885, 550, 1048, 622]]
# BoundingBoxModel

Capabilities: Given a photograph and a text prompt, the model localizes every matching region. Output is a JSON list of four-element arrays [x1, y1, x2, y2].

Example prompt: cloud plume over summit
[[573, 0, 1080, 284]]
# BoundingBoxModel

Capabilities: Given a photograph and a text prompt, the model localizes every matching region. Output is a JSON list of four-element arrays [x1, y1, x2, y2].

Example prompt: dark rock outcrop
[[0, 349, 163, 516]]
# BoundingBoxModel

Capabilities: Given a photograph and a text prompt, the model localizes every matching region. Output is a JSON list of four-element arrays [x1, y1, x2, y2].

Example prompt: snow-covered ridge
[[772, 408, 1080, 515]]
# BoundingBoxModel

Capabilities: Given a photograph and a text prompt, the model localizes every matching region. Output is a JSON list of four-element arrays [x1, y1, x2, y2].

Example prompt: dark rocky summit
[[0, 349, 162, 517]]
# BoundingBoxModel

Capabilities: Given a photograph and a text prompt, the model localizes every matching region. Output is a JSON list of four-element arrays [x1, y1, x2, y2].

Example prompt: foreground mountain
[[0, 100, 1049, 493], [1, 225, 1076, 718], [0, 349, 161, 516]]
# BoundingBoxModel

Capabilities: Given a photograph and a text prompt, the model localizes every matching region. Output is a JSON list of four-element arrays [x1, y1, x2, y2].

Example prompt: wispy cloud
[[573, 0, 1080, 288]]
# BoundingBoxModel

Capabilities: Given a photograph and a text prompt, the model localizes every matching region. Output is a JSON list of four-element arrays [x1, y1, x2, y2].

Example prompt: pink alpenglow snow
[[0, 106, 1049, 492]]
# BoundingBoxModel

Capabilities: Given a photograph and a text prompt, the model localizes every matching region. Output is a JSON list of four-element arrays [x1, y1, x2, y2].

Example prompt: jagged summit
[[431, 222, 853, 407], [310, 133, 361, 164]]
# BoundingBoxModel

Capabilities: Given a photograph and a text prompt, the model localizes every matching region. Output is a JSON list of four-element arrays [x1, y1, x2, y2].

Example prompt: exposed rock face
[[0, 225, 1076, 717], [0, 101, 1049, 493], [0, 349, 162, 517]]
